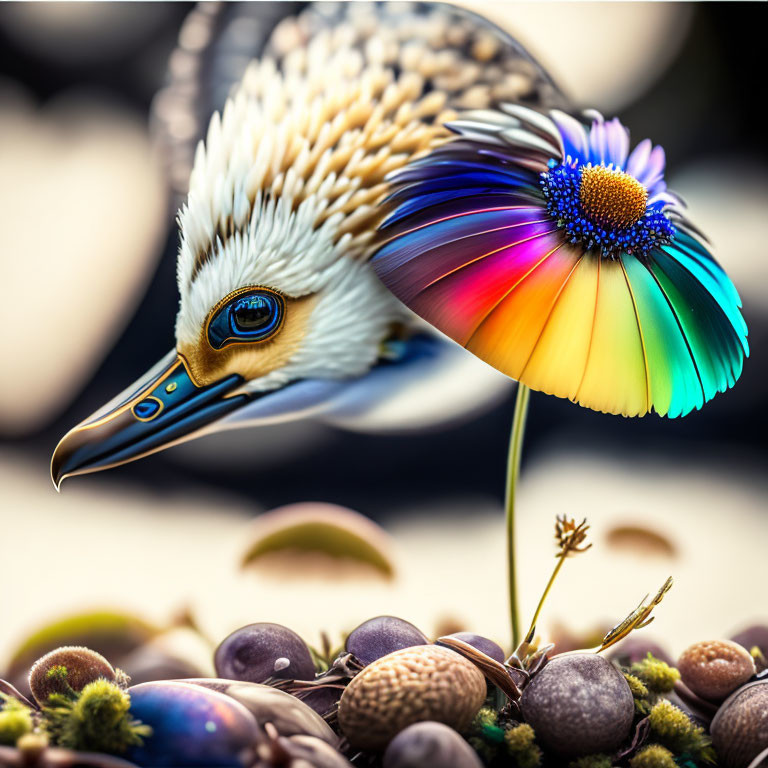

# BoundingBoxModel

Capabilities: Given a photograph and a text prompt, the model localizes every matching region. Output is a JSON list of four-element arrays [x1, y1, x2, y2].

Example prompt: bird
[[51, 1, 562, 487], [51, 2, 747, 486]]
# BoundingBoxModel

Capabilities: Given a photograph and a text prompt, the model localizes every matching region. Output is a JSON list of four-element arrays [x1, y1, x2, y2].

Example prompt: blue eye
[[207, 289, 284, 350]]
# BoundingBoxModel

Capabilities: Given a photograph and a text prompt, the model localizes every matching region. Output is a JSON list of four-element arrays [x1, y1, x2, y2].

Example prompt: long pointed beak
[[51, 352, 248, 489]]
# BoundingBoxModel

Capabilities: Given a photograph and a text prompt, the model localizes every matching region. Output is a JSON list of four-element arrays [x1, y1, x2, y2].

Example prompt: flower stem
[[525, 554, 566, 643], [506, 382, 531, 649]]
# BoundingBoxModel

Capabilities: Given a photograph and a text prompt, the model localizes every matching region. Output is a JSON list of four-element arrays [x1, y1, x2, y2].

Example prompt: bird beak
[[50, 351, 249, 489]]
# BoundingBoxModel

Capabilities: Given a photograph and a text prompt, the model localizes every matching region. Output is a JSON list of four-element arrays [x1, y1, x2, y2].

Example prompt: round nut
[[711, 681, 768, 768], [677, 640, 756, 702], [520, 654, 634, 757], [338, 645, 486, 751], [383, 721, 483, 768], [29, 646, 116, 705]]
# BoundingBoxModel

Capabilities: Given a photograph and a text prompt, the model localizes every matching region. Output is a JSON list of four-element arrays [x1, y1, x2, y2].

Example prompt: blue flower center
[[540, 160, 675, 258]]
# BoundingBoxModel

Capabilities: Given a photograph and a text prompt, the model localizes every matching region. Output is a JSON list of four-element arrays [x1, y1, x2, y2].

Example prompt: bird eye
[[207, 288, 284, 350]]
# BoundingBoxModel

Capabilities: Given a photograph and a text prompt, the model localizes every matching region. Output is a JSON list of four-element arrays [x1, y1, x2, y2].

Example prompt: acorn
[[28, 646, 117, 705], [383, 722, 483, 768], [677, 640, 756, 702], [710, 680, 768, 768], [520, 653, 634, 757], [338, 645, 486, 750]]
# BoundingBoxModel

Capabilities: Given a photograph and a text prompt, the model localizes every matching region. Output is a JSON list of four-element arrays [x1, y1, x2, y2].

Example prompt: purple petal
[[588, 118, 609, 165], [604, 118, 630, 168], [626, 138, 652, 178], [635, 144, 666, 194], [551, 110, 589, 162]]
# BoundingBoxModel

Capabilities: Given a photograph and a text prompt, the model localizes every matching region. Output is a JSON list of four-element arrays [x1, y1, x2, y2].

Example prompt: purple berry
[[127, 681, 258, 767], [345, 616, 428, 666], [438, 633, 505, 664], [521, 654, 634, 757], [214, 623, 315, 683], [730, 625, 768, 657], [384, 722, 482, 768]]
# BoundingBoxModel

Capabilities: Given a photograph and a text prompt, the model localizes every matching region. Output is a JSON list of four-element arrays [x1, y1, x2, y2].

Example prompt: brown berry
[[29, 646, 116, 705], [520, 653, 634, 757], [711, 681, 768, 768], [338, 645, 486, 750], [677, 640, 756, 702]]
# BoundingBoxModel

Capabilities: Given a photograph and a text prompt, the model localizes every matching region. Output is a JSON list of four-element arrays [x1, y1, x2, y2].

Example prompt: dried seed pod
[[710, 680, 768, 768], [437, 633, 505, 664], [677, 640, 756, 702], [28, 646, 116, 705], [520, 653, 634, 757], [338, 645, 486, 750]]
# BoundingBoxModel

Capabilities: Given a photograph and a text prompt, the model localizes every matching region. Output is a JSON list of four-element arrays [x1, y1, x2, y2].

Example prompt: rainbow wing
[[373, 129, 748, 418]]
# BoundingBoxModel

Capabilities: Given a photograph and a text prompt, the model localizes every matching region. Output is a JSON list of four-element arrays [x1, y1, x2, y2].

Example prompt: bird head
[[49, 52, 442, 488]]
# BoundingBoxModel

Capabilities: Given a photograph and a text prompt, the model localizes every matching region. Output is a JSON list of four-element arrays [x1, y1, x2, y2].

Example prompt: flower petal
[[550, 109, 589, 162]]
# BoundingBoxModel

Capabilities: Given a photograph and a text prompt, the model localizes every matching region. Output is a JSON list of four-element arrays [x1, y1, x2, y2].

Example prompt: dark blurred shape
[[241, 503, 395, 580], [605, 524, 677, 559], [607, 635, 673, 667], [151, 2, 303, 202], [731, 625, 768, 657]]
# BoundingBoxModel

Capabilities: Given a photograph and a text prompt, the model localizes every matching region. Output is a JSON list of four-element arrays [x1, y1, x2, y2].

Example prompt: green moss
[[629, 744, 677, 768], [504, 723, 542, 768], [631, 654, 680, 694], [623, 672, 649, 699], [568, 754, 613, 768], [472, 706, 499, 729], [0, 698, 33, 745], [648, 700, 715, 763], [41, 679, 150, 754]]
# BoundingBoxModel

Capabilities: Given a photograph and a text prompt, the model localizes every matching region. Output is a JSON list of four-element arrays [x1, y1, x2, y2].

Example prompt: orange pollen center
[[579, 165, 648, 230]]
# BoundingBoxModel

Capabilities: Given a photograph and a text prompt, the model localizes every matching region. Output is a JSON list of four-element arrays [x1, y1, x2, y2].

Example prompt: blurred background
[[0, 2, 765, 679]]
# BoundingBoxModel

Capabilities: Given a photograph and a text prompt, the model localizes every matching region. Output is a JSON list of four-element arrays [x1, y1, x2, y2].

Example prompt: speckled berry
[[383, 722, 483, 768], [338, 645, 486, 750], [711, 681, 768, 768], [345, 616, 428, 666], [214, 623, 315, 684], [28, 646, 116, 705], [438, 633, 505, 664], [677, 640, 756, 702], [520, 654, 634, 757]]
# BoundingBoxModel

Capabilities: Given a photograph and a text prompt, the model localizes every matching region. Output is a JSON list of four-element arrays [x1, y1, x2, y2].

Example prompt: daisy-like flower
[[373, 106, 748, 417]]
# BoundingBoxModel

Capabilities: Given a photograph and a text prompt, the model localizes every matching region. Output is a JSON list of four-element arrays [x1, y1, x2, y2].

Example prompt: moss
[[0, 698, 33, 745], [504, 723, 542, 768], [647, 700, 715, 763], [623, 673, 649, 699], [629, 744, 676, 768], [472, 706, 499, 730], [568, 754, 613, 768], [631, 654, 680, 694], [41, 679, 150, 754]]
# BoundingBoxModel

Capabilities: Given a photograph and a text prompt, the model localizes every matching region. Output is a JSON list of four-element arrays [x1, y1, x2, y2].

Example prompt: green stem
[[525, 554, 566, 643], [506, 382, 531, 650]]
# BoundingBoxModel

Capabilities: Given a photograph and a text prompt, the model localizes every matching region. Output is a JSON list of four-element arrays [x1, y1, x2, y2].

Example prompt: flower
[[372, 106, 748, 417]]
